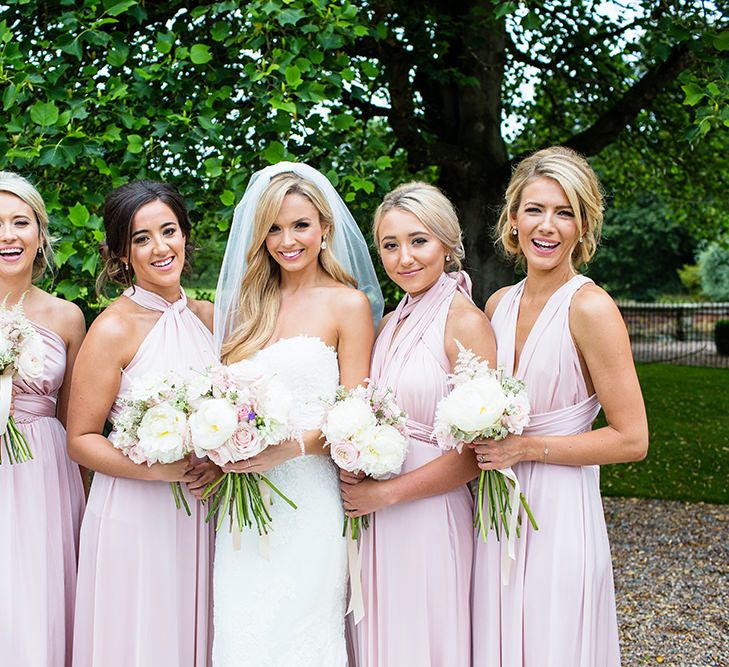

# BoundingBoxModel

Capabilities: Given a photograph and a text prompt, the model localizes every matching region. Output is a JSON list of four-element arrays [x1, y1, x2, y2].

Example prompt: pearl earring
[[578, 236, 583, 244], [511, 227, 518, 237], [320, 239, 328, 250], [445, 254, 451, 261]]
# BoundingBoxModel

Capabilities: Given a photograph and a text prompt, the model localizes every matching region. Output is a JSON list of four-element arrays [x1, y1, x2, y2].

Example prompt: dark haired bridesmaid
[[68, 180, 219, 667], [0, 172, 86, 667]]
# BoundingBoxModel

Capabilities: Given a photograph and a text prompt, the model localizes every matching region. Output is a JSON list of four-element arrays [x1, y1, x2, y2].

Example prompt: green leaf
[[361, 61, 379, 79], [107, 44, 129, 66], [494, 2, 518, 19], [522, 12, 541, 31], [220, 190, 236, 206], [332, 113, 355, 130], [2, 83, 17, 111], [82, 252, 99, 275], [682, 83, 705, 106], [714, 31, 729, 51], [190, 44, 213, 64], [29, 101, 59, 126], [277, 8, 305, 27], [127, 134, 144, 153], [204, 157, 222, 177], [104, 0, 137, 17], [262, 141, 285, 164], [68, 203, 90, 227], [55, 242, 77, 266], [285, 65, 302, 87], [211, 21, 230, 42], [375, 156, 393, 169], [54, 279, 81, 300]]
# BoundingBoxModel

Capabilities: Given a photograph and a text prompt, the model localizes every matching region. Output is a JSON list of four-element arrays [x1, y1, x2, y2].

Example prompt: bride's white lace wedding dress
[[212, 336, 348, 666]]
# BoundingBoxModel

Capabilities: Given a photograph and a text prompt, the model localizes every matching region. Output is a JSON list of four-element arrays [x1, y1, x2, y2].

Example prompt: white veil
[[213, 161, 385, 351]]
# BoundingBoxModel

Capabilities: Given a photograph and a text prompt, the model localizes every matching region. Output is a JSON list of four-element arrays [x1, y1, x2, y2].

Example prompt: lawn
[[599, 363, 728, 504]]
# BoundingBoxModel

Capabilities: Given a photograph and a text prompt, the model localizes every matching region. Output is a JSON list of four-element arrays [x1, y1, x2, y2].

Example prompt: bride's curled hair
[[222, 172, 356, 363]]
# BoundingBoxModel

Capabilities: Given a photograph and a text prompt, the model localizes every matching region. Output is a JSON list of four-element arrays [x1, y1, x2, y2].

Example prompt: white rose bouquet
[[322, 383, 409, 539], [433, 342, 538, 549], [190, 360, 300, 535], [0, 297, 46, 464], [111, 372, 193, 513]]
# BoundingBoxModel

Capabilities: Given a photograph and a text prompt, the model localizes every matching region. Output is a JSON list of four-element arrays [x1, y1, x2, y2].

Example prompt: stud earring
[[511, 227, 518, 237], [320, 239, 328, 250], [578, 236, 583, 244], [445, 254, 451, 261]]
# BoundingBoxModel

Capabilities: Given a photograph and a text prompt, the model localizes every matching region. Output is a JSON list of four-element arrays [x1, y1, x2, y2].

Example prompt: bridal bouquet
[[322, 382, 409, 539], [111, 372, 193, 513], [0, 298, 45, 464], [433, 342, 537, 547], [190, 360, 300, 535]]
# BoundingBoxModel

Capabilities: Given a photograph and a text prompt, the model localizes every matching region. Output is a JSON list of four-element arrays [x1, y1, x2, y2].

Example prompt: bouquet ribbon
[[0, 374, 12, 436], [345, 531, 364, 624], [499, 465, 521, 585]]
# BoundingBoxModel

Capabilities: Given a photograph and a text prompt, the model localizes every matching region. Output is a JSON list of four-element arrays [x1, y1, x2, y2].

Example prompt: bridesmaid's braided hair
[[96, 180, 194, 295]]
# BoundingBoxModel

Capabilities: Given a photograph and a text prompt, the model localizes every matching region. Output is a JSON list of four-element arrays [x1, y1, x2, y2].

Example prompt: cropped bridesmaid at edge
[[472, 147, 649, 667], [0, 172, 86, 667], [67, 181, 219, 667], [342, 182, 496, 667]]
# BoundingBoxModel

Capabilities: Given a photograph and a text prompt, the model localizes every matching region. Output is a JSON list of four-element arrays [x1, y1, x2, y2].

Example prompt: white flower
[[136, 403, 188, 463], [189, 397, 239, 451], [438, 376, 509, 435], [323, 397, 376, 444], [128, 373, 168, 402], [185, 371, 213, 403], [359, 423, 408, 478], [16, 339, 45, 380], [257, 378, 292, 425], [226, 359, 265, 387], [0, 336, 12, 362]]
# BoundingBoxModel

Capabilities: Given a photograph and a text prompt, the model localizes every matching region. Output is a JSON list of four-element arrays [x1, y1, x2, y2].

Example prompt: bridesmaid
[[0, 172, 85, 667], [67, 181, 219, 666], [472, 147, 649, 666], [341, 182, 496, 666]]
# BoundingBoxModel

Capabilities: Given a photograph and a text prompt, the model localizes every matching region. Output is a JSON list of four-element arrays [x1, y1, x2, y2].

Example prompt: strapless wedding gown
[[212, 336, 348, 666]]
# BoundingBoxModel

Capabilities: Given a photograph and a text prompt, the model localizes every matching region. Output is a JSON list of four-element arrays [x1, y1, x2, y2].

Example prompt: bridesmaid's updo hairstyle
[[0, 171, 55, 279], [373, 182, 465, 273], [222, 172, 356, 363], [496, 146, 604, 268], [96, 180, 193, 295]]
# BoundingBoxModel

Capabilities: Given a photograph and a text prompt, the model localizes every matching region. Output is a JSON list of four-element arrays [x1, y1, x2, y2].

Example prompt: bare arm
[[474, 284, 649, 470], [342, 295, 496, 516], [55, 302, 86, 428], [66, 310, 195, 482]]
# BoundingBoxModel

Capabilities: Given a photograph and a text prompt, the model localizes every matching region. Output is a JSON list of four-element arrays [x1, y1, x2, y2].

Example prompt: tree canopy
[[0, 0, 726, 309]]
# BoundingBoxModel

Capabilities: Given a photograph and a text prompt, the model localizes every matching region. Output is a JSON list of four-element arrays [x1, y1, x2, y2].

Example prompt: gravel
[[604, 496, 728, 667]]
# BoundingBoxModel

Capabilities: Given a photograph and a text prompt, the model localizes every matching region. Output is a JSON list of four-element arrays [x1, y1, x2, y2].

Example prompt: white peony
[[358, 423, 408, 478], [16, 338, 45, 380], [439, 376, 509, 435], [227, 359, 265, 387], [323, 397, 376, 444], [185, 371, 213, 403], [189, 398, 239, 451], [136, 403, 188, 463], [257, 378, 292, 425], [128, 372, 168, 402]]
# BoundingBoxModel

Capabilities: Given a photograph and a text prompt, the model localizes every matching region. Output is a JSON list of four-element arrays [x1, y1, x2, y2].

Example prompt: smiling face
[[511, 177, 581, 274], [0, 191, 41, 280], [124, 199, 186, 295], [377, 207, 448, 296], [264, 192, 328, 276]]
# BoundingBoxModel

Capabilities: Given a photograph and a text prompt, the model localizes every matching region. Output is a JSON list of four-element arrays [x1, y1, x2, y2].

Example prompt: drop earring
[[320, 239, 328, 250], [445, 254, 451, 261], [511, 227, 518, 237]]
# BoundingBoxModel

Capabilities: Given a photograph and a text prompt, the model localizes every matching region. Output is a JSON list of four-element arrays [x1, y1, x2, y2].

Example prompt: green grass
[[599, 363, 728, 504]]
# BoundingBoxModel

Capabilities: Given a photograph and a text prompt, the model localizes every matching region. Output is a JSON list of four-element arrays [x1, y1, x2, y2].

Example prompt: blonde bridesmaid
[[472, 147, 648, 666], [342, 182, 495, 667], [0, 172, 86, 667]]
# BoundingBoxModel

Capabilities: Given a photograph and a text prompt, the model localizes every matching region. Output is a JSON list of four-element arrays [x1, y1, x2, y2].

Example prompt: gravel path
[[604, 497, 728, 666]]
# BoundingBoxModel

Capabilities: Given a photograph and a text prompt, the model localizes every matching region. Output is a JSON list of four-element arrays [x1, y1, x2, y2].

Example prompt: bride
[[212, 162, 383, 666]]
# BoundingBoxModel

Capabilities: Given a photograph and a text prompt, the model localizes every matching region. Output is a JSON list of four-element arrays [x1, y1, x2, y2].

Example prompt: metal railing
[[617, 302, 729, 368]]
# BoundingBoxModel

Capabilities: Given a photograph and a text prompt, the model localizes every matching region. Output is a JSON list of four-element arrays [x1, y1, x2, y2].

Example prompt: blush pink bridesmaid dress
[[472, 275, 621, 666], [352, 272, 473, 667], [0, 322, 85, 667], [73, 286, 216, 667]]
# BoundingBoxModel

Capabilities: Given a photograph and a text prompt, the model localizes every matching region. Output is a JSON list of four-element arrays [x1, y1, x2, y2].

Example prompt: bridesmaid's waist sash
[[523, 394, 601, 437], [13, 393, 57, 422]]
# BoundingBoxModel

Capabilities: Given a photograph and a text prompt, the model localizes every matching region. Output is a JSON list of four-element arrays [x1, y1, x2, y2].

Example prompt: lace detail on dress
[[212, 336, 348, 667]]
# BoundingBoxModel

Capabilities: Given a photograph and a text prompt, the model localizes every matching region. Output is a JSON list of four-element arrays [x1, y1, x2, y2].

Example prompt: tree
[[0, 0, 726, 308]]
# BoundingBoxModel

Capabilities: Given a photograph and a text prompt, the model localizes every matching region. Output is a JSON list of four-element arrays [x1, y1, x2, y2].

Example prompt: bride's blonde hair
[[222, 172, 356, 363]]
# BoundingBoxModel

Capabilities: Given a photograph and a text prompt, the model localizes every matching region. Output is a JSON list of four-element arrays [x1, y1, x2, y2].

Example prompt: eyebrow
[[380, 230, 431, 241], [131, 221, 178, 237], [523, 201, 573, 210]]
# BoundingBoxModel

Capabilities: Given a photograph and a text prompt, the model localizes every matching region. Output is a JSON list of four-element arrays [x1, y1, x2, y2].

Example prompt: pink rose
[[330, 441, 361, 472], [227, 426, 267, 462]]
